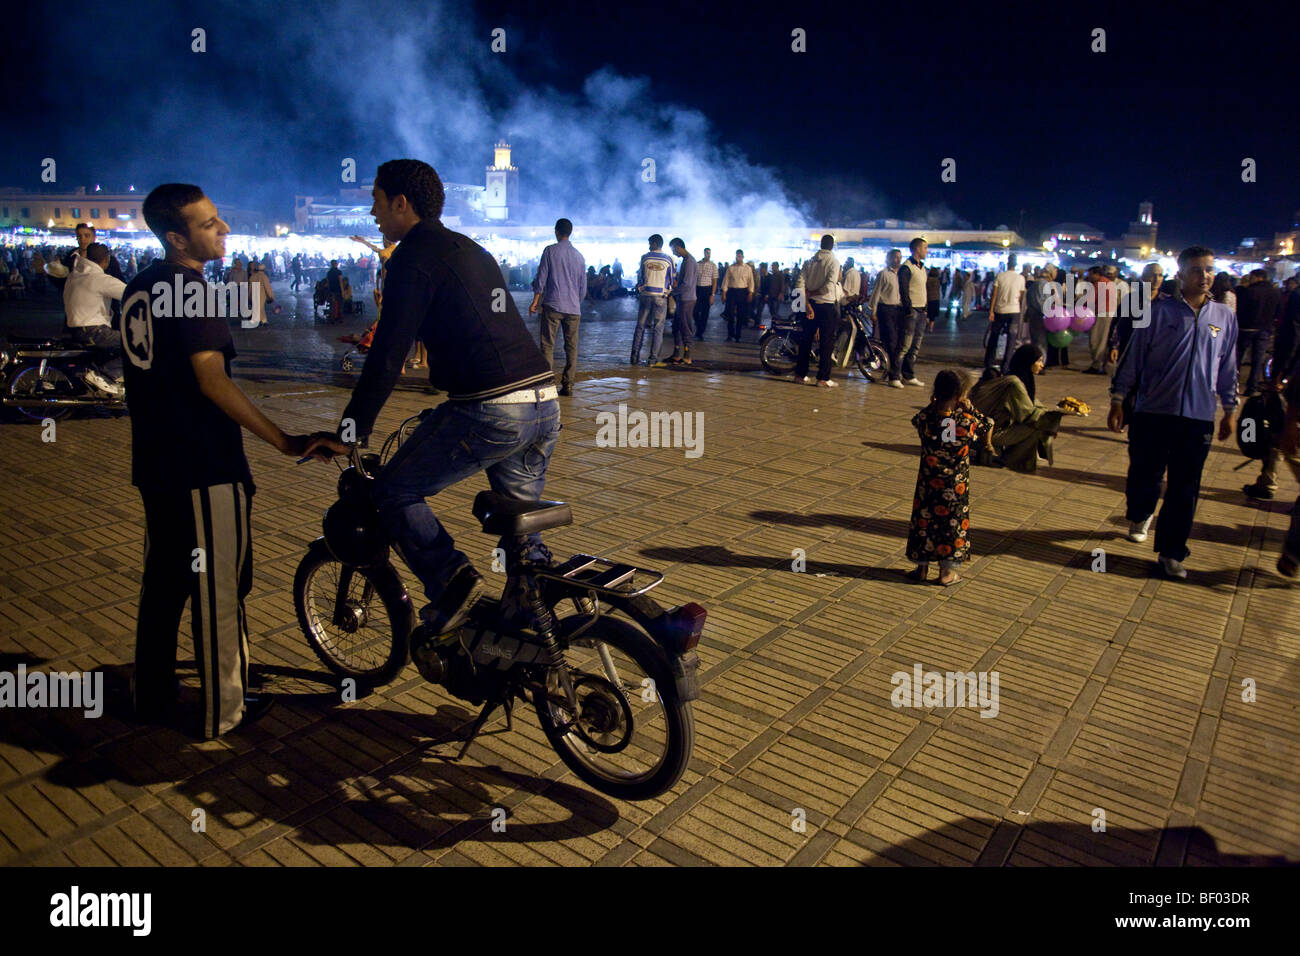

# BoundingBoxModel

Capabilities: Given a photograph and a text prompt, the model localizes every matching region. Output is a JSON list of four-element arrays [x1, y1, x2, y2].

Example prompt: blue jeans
[[900, 308, 928, 381], [631, 294, 668, 363], [372, 398, 561, 608]]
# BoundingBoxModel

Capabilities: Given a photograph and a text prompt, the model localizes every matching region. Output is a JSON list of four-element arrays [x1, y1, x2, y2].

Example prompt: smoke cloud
[[32, 0, 813, 241]]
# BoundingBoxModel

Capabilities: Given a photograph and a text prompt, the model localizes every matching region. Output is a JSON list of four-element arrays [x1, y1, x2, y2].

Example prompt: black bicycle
[[293, 411, 702, 800]]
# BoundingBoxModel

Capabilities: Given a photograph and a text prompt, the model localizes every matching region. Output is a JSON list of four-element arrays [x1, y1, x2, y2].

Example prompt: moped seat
[[473, 491, 572, 536]]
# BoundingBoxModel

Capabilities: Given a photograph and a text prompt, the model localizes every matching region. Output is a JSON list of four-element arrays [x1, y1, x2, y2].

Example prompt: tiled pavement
[[1, 300, 1298, 867]]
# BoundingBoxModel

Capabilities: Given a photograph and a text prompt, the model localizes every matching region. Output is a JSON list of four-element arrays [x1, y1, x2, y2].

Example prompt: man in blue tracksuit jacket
[[1109, 245, 1239, 579]]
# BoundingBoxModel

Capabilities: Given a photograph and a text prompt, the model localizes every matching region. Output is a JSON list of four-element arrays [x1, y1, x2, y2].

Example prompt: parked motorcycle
[[293, 411, 702, 800], [758, 304, 889, 380], [0, 334, 125, 421]]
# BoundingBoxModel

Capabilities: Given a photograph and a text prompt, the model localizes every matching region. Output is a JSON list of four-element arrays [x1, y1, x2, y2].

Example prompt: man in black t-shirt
[[124, 183, 338, 739], [312, 159, 559, 634]]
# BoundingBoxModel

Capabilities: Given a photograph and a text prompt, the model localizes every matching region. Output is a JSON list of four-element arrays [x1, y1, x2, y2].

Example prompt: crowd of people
[[2, 161, 1295, 746]]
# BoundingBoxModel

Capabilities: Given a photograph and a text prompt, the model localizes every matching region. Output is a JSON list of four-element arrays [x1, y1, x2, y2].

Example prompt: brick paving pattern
[[1, 292, 1297, 866]]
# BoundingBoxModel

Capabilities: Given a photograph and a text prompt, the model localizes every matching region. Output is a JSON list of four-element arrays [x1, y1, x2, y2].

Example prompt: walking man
[[869, 249, 904, 387], [1234, 268, 1281, 396], [721, 249, 754, 342], [1109, 246, 1239, 579], [529, 217, 586, 396], [896, 237, 929, 386], [667, 237, 697, 364], [630, 234, 676, 366], [124, 183, 334, 737], [794, 234, 842, 388], [986, 253, 1026, 371], [694, 247, 717, 340]]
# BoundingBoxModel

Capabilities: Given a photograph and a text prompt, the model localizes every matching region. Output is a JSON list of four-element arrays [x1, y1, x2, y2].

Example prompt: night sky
[[9, 0, 1300, 249]]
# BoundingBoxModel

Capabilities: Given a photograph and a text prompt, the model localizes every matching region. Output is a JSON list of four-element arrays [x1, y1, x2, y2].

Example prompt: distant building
[[485, 142, 520, 221], [294, 142, 523, 234], [0, 187, 267, 236], [1121, 201, 1158, 259]]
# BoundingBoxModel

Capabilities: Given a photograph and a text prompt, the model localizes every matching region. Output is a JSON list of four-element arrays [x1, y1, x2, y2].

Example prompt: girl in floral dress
[[906, 369, 994, 586]]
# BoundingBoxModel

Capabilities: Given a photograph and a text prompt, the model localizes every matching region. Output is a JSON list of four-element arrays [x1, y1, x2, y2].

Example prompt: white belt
[[483, 385, 558, 404]]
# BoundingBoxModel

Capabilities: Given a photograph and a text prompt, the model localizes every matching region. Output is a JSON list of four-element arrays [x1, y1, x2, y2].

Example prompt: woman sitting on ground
[[970, 344, 1065, 473]]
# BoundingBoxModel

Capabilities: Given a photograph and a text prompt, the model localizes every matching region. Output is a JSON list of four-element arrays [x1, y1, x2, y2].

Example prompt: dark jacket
[[339, 218, 552, 441]]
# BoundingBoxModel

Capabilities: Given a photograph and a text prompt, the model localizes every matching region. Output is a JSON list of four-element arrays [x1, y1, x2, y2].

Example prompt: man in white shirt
[[65, 243, 126, 343], [794, 234, 843, 387], [694, 248, 718, 340], [986, 253, 1026, 371], [63, 242, 126, 392], [720, 249, 754, 342], [868, 249, 905, 386], [841, 257, 862, 304]]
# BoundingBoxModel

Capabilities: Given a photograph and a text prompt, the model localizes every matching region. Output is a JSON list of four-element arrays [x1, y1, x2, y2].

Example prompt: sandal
[[904, 565, 929, 583], [939, 571, 961, 587]]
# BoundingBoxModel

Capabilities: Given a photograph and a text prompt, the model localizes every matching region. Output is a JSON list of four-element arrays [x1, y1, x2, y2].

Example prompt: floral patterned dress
[[906, 404, 993, 563]]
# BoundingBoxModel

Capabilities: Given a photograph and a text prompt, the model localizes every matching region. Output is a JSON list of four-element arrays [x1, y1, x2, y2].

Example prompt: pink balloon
[[1044, 307, 1071, 333], [1071, 305, 1096, 333]]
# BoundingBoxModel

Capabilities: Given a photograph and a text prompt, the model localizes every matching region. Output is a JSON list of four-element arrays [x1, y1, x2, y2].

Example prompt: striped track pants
[[133, 482, 252, 738]]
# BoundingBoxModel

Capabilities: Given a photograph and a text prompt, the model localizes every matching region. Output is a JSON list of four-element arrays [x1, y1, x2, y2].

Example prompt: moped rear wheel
[[8, 365, 74, 421], [759, 331, 799, 375], [535, 615, 693, 801], [294, 540, 412, 686]]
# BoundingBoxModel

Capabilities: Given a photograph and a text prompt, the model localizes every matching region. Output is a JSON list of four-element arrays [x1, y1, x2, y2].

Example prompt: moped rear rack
[[534, 553, 664, 598]]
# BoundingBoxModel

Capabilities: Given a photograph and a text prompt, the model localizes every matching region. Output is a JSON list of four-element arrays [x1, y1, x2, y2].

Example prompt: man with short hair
[[529, 217, 586, 396], [630, 234, 676, 366], [1085, 265, 1120, 373], [986, 253, 1026, 371], [720, 249, 754, 342], [63, 241, 126, 394], [896, 237, 929, 386], [667, 237, 697, 364], [1109, 245, 1239, 579], [794, 234, 842, 387], [841, 257, 862, 305], [761, 261, 786, 324], [1235, 267, 1281, 396], [869, 249, 904, 387], [328, 158, 560, 639], [124, 183, 332, 738], [694, 247, 717, 340]]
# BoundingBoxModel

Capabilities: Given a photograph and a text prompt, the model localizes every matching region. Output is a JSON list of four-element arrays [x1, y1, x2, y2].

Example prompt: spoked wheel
[[855, 341, 890, 381], [759, 331, 799, 375], [535, 615, 693, 801], [8, 365, 74, 420], [294, 540, 412, 686]]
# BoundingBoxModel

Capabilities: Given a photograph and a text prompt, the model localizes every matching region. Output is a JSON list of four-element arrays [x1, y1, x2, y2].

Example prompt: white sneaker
[[888, 380, 905, 389], [84, 370, 123, 396], [1127, 516, 1152, 543], [1158, 556, 1187, 579], [904, 378, 925, 387], [796, 375, 815, 384], [816, 379, 838, 388]]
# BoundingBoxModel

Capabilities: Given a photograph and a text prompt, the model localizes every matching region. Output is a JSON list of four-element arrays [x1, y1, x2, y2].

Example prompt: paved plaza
[[1, 291, 1297, 866]]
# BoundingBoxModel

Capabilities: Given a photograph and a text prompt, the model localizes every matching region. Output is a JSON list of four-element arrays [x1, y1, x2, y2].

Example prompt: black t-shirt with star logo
[[121, 260, 252, 492]]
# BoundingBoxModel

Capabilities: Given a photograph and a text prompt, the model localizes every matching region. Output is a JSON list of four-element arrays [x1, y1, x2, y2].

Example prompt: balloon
[[1046, 329, 1075, 348], [1071, 305, 1096, 333], [1043, 307, 1072, 333]]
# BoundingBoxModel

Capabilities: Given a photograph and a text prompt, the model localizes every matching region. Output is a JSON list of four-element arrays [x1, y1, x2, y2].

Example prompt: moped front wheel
[[294, 539, 413, 686]]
